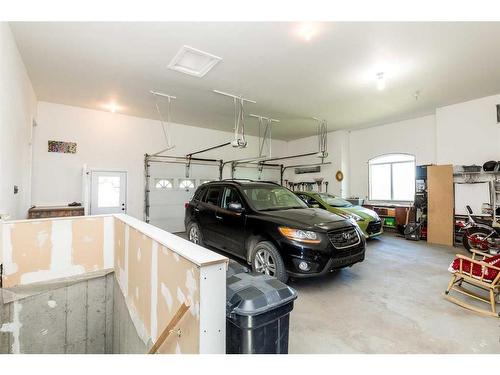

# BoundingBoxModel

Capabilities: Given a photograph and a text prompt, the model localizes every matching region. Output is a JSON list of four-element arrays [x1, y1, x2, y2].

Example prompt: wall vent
[[168, 45, 222, 78]]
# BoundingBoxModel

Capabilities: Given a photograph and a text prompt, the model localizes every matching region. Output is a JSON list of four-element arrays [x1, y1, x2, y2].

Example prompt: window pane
[[392, 162, 415, 201], [155, 179, 173, 189], [179, 179, 195, 190], [370, 164, 391, 200], [205, 187, 223, 206], [98, 176, 120, 207], [370, 154, 414, 164]]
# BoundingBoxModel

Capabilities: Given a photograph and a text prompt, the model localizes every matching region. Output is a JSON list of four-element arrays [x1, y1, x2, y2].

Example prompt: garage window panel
[[179, 178, 196, 190], [155, 178, 174, 189], [369, 154, 415, 201]]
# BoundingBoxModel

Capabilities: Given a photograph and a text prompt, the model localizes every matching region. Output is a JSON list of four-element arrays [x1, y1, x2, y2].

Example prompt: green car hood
[[332, 205, 378, 221]]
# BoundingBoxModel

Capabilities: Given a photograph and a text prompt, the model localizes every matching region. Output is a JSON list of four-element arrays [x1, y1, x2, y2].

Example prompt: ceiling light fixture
[[102, 102, 121, 113], [296, 23, 318, 42], [376, 72, 386, 91]]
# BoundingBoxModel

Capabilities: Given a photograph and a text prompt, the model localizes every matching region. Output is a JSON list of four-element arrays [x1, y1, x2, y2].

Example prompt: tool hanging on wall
[[213, 90, 256, 149], [150, 90, 176, 156]]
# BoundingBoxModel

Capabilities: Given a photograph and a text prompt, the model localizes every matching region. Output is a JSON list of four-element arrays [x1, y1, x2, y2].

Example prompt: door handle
[[215, 214, 223, 220], [194, 208, 200, 213]]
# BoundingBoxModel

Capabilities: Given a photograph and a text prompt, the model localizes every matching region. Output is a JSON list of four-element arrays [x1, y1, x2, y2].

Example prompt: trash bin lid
[[226, 260, 249, 278], [226, 272, 298, 316]]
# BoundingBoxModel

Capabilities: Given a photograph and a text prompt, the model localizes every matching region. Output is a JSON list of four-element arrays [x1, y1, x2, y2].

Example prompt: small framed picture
[[48, 140, 77, 154]]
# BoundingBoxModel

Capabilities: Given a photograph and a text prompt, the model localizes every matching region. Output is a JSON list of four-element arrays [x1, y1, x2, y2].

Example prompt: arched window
[[179, 179, 195, 190], [155, 179, 173, 189], [369, 153, 415, 201]]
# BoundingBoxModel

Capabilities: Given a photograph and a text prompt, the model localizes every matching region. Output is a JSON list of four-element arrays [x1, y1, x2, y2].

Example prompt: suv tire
[[187, 222, 204, 246], [251, 241, 288, 283]]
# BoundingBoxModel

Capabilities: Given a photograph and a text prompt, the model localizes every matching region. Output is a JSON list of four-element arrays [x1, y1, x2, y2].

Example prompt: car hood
[[259, 208, 351, 231], [335, 206, 379, 221]]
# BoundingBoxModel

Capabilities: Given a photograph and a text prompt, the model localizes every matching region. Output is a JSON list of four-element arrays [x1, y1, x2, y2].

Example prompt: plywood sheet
[[427, 165, 454, 246]]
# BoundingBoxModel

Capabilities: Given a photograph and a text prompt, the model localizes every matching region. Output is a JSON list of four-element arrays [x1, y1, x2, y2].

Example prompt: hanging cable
[[313, 117, 328, 160], [150, 90, 176, 156], [231, 96, 247, 148]]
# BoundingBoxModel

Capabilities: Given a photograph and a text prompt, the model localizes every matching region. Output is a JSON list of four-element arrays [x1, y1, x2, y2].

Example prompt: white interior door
[[90, 171, 127, 215]]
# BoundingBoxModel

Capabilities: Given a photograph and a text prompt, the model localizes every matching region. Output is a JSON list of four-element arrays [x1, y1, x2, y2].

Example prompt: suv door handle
[[215, 214, 223, 220], [194, 208, 200, 213]]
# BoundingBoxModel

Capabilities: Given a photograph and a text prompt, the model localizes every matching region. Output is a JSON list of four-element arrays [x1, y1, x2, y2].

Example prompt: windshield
[[242, 185, 308, 211], [317, 193, 353, 207]]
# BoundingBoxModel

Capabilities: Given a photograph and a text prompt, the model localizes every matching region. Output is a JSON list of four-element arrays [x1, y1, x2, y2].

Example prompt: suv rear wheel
[[251, 241, 288, 283], [187, 222, 204, 246]]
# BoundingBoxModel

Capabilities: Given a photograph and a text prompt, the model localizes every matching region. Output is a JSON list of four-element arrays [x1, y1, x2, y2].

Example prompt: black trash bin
[[225, 266, 298, 354]]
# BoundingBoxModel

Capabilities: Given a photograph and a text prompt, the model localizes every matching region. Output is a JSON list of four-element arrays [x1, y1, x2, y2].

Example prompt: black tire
[[186, 222, 204, 246], [462, 227, 495, 253], [250, 241, 288, 283]]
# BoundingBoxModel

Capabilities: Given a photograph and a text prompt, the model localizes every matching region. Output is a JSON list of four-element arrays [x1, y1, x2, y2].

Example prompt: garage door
[[148, 162, 220, 233], [233, 164, 281, 183]]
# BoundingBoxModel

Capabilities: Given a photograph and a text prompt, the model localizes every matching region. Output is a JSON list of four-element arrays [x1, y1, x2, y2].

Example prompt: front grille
[[327, 227, 360, 249], [366, 220, 382, 234]]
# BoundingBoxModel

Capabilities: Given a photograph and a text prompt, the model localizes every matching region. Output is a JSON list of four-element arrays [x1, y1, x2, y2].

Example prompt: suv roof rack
[[218, 179, 281, 186]]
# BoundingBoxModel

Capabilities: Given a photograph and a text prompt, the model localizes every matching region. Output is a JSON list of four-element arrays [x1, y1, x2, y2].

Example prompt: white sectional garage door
[[148, 162, 220, 233]]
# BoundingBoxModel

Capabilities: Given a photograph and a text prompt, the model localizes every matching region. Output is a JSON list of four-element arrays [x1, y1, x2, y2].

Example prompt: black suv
[[184, 180, 365, 282]]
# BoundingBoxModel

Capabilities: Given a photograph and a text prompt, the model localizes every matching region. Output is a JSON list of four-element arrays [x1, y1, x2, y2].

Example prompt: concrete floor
[[177, 231, 500, 353], [288, 234, 500, 354]]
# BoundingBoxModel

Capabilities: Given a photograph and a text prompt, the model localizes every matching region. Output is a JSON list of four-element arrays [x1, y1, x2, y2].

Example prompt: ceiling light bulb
[[297, 23, 317, 42], [105, 102, 118, 113], [376, 72, 386, 91]]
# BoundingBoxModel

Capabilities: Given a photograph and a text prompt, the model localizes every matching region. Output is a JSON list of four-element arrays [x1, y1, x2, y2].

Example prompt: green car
[[295, 191, 383, 239]]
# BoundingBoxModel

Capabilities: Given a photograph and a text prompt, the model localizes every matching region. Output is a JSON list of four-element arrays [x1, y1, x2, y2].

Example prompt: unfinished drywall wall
[[1, 213, 227, 354], [114, 216, 205, 354], [1, 216, 114, 287], [0, 23, 38, 220]]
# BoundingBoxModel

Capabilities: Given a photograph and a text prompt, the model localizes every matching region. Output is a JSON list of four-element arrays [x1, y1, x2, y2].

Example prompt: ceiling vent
[[167, 45, 222, 78]]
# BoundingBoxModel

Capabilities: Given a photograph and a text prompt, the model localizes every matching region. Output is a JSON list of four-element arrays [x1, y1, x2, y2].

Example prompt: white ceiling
[[10, 22, 500, 140]]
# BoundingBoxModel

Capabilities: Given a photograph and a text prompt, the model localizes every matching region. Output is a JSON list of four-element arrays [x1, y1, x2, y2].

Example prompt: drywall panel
[[113, 214, 226, 353], [1, 216, 111, 287], [0, 23, 38, 220], [156, 244, 200, 354], [427, 165, 454, 246]]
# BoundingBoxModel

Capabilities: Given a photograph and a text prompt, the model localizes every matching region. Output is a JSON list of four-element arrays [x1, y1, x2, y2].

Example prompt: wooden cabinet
[[427, 165, 454, 246], [28, 206, 85, 219]]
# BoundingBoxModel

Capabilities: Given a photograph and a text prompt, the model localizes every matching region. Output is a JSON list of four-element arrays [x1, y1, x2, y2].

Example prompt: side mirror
[[228, 202, 244, 213]]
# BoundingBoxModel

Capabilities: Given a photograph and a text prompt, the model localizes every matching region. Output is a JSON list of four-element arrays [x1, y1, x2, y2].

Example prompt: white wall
[[289, 92, 500, 201], [32, 102, 287, 220], [436, 94, 500, 165], [348, 115, 436, 199], [0, 23, 37, 219]]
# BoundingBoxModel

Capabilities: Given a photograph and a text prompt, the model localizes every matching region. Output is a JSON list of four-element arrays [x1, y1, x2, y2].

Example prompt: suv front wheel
[[251, 241, 288, 283]]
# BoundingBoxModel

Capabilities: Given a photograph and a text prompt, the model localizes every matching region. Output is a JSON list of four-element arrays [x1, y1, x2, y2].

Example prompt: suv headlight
[[278, 227, 321, 244]]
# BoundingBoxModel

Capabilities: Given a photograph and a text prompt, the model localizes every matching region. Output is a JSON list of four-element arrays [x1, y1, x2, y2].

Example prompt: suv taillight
[[184, 202, 189, 209]]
